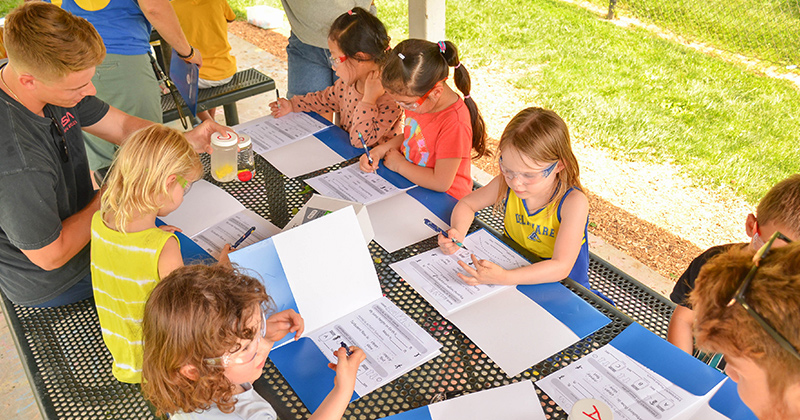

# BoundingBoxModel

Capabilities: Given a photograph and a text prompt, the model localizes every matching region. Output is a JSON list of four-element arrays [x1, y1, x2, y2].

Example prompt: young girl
[[359, 39, 488, 200], [437, 107, 594, 291], [91, 124, 230, 383], [269, 7, 401, 147], [142, 264, 366, 419]]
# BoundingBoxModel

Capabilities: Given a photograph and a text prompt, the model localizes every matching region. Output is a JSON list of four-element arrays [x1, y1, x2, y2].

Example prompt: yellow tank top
[[90, 212, 176, 383], [503, 189, 562, 259]]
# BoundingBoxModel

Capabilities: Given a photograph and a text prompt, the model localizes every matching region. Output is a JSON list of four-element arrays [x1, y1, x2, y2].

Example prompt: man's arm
[[21, 192, 101, 271], [139, 0, 202, 67], [82, 106, 154, 146]]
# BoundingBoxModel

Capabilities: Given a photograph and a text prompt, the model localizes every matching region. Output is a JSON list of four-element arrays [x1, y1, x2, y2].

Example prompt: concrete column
[[408, 0, 446, 41]]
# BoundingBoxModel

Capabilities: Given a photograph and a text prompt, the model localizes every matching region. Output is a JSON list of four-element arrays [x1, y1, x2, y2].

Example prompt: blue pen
[[339, 341, 353, 356], [232, 226, 256, 249], [358, 132, 373, 165], [424, 218, 468, 250]]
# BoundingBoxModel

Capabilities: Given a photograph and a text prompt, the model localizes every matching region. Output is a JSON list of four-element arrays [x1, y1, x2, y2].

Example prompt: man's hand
[[184, 119, 231, 154]]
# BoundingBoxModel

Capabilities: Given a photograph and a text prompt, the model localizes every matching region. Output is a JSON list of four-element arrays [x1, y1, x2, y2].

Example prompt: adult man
[[0, 2, 220, 307], [691, 238, 800, 420]]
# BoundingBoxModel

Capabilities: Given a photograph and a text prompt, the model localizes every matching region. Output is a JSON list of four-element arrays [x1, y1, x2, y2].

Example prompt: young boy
[[667, 174, 800, 356], [690, 241, 800, 420]]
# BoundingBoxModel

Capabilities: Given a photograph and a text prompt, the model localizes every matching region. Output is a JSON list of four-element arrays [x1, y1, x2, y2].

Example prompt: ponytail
[[382, 39, 489, 159]]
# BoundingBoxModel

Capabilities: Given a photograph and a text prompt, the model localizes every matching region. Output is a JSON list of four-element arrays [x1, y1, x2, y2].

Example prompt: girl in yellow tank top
[[436, 107, 593, 291]]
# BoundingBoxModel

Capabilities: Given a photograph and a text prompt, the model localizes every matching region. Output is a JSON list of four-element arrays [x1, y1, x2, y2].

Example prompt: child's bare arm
[[456, 189, 589, 286], [667, 305, 695, 354], [309, 347, 366, 420], [157, 237, 184, 279], [438, 177, 501, 254], [384, 154, 460, 193]]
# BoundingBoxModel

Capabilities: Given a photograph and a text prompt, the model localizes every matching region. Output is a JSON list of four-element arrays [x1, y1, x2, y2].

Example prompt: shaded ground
[[229, 21, 751, 282]]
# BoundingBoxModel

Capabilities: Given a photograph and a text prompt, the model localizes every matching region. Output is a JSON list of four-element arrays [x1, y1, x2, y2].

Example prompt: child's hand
[[269, 98, 293, 118], [359, 152, 380, 173], [266, 309, 305, 342], [437, 229, 463, 255], [456, 254, 508, 286], [327, 346, 366, 392], [383, 148, 406, 172], [158, 224, 183, 234], [216, 243, 233, 268], [362, 70, 385, 104]]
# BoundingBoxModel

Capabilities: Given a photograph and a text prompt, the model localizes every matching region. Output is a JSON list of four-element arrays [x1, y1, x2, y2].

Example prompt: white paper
[[537, 345, 707, 420], [192, 209, 281, 258], [304, 164, 406, 205], [309, 296, 441, 397], [272, 207, 383, 334], [235, 113, 328, 155], [262, 135, 345, 178], [449, 287, 580, 377], [283, 194, 374, 243], [367, 193, 449, 253], [160, 180, 244, 237], [428, 381, 545, 420], [390, 229, 529, 316]]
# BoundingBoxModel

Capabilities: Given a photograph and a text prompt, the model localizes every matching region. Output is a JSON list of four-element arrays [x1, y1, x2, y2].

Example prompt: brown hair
[[3, 2, 105, 81], [101, 125, 201, 233], [493, 107, 584, 214], [757, 174, 800, 238], [328, 7, 391, 64], [382, 39, 488, 159], [142, 265, 273, 416], [690, 242, 800, 398]]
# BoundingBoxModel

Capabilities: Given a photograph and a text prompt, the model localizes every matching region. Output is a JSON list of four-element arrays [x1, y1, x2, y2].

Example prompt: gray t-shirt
[[0, 72, 109, 305], [172, 383, 278, 420], [280, 0, 374, 48]]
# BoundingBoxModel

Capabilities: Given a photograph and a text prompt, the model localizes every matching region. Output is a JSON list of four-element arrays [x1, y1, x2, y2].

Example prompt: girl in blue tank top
[[438, 107, 597, 295]]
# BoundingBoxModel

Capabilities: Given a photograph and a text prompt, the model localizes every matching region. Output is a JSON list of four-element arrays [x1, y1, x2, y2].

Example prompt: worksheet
[[309, 297, 441, 397], [305, 164, 407, 205], [390, 229, 529, 315], [538, 345, 715, 420], [236, 112, 328, 154], [191, 210, 279, 258]]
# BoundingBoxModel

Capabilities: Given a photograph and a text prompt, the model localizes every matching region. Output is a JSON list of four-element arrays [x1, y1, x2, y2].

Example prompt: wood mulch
[[228, 21, 753, 284]]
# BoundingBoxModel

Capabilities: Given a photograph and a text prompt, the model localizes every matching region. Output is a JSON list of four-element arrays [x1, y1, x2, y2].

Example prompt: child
[[668, 174, 800, 356], [142, 264, 366, 419], [437, 107, 594, 291], [269, 7, 401, 147], [690, 240, 800, 420], [171, 0, 238, 122], [359, 39, 489, 200], [91, 124, 230, 383]]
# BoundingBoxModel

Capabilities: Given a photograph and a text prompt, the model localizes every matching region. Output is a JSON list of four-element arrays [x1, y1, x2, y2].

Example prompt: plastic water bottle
[[237, 134, 255, 182]]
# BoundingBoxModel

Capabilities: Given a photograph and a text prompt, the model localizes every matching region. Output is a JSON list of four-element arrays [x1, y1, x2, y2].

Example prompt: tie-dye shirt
[[401, 99, 473, 199]]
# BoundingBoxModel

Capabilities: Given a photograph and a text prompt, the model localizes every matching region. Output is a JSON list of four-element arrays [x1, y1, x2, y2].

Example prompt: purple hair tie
[[454, 62, 461, 69], [437, 41, 446, 54], [463, 94, 471, 99]]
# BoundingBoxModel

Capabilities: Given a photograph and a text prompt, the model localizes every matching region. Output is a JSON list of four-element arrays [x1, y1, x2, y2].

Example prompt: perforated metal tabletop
[[0, 153, 677, 420]]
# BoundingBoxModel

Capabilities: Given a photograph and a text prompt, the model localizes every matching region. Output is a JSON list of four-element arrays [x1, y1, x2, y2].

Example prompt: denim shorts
[[286, 32, 338, 98]]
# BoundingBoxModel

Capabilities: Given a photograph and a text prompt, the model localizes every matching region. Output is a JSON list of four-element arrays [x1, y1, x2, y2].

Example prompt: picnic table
[[1, 126, 677, 420]]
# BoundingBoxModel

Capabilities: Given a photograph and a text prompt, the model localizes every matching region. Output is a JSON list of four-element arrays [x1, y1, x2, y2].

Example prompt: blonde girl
[[359, 39, 488, 199], [142, 264, 364, 419], [269, 7, 401, 147], [90, 124, 228, 383], [438, 107, 595, 291]]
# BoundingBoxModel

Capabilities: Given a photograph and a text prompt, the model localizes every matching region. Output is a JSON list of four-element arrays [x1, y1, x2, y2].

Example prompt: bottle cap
[[211, 131, 239, 147], [568, 399, 613, 420], [238, 134, 252, 148]]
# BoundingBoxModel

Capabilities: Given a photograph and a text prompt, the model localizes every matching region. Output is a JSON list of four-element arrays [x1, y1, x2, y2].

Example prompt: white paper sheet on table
[[367, 193, 450, 252], [159, 180, 280, 257], [537, 345, 726, 420], [428, 381, 545, 420], [305, 164, 407, 205], [235, 113, 328, 154], [308, 296, 441, 397], [261, 135, 344, 178]]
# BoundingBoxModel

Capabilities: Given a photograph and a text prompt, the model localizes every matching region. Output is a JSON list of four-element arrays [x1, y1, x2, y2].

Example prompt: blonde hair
[[493, 107, 584, 214], [690, 243, 800, 401], [757, 174, 800, 238], [142, 265, 273, 416], [101, 125, 201, 233], [3, 2, 105, 81]]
